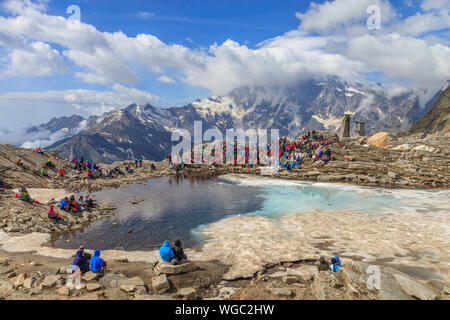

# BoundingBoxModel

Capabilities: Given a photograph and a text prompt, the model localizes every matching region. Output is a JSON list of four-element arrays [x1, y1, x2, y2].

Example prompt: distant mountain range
[[409, 86, 450, 134], [24, 76, 447, 163]]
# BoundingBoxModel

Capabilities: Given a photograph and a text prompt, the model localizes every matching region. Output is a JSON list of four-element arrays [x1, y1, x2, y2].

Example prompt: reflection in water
[[53, 175, 264, 251], [52, 174, 449, 257]]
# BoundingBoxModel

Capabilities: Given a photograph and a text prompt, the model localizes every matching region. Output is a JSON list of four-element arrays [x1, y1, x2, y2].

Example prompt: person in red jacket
[[57, 168, 66, 180], [48, 205, 62, 223]]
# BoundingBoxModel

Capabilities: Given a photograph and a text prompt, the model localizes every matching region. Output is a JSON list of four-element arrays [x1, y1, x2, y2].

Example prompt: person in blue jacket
[[90, 249, 106, 274], [330, 256, 342, 272], [159, 240, 175, 264], [59, 197, 70, 211], [72, 246, 89, 273]]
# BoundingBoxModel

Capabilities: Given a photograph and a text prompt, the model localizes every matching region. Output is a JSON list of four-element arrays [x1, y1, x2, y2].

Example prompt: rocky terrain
[[273, 130, 450, 189], [0, 249, 447, 300], [0, 94, 449, 299]]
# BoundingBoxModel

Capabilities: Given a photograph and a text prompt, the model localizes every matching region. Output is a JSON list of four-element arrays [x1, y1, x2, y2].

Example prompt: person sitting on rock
[[318, 256, 329, 271], [48, 204, 62, 223], [89, 249, 107, 274], [68, 195, 81, 212], [0, 180, 4, 189], [72, 246, 89, 273], [329, 256, 342, 273], [40, 166, 47, 177], [45, 158, 54, 168], [150, 163, 156, 171], [18, 189, 32, 203], [76, 195, 87, 211], [16, 159, 24, 169], [57, 168, 66, 180], [126, 165, 134, 174], [159, 240, 175, 264], [84, 194, 95, 209], [59, 197, 70, 211], [172, 239, 187, 264]]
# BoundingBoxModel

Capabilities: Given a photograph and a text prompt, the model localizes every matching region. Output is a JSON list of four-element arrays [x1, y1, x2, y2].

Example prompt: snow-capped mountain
[[40, 76, 442, 163]]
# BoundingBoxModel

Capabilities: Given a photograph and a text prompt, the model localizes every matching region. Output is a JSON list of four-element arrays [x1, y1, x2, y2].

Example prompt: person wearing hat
[[72, 246, 89, 273], [171, 239, 187, 265]]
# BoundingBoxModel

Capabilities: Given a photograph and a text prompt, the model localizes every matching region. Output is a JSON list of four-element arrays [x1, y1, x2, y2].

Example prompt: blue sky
[[0, 0, 448, 134]]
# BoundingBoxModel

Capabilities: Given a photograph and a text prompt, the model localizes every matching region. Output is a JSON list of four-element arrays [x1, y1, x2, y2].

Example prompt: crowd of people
[[69, 238, 188, 279], [278, 130, 332, 169], [72, 156, 146, 179], [59, 194, 95, 214], [169, 130, 333, 170]]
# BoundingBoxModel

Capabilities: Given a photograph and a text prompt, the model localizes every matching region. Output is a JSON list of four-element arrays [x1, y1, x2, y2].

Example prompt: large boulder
[[287, 265, 318, 283], [151, 274, 170, 295], [40, 275, 62, 289], [178, 287, 197, 300], [119, 277, 147, 295], [10, 273, 27, 288], [392, 272, 437, 300], [82, 271, 99, 282], [100, 273, 128, 288], [367, 132, 394, 149], [267, 286, 292, 297], [155, 261, 197, 275]]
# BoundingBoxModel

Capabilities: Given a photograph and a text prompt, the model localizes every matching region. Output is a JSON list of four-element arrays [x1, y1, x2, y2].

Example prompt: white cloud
[[2, 0, 49, 15], [396, 5, 450, 36], [295, 0, 396, 35], [346, 33, 450, 88], [20, 119, 88, 149], [421, 0, 449, 11], [0, 84, 160, 115], [157, 75, 177, 84], [0, 0, 448, 101], [3, 40, 68, 76]]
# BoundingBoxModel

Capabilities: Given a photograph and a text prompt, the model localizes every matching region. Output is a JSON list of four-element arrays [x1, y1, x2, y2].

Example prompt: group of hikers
[[15, 187, 95, 223], [318, 256, 342, 272], [70, 238, 187, 278], [169, 130, 333, 170], [72, 157, 103, 179], [16, 187, 38, 204], [279, 130, 332, 169], [59, 194, 95, 214], [71, 246, 107, 274], [69, 239, 341, 286], [71, 156, 146, 179]]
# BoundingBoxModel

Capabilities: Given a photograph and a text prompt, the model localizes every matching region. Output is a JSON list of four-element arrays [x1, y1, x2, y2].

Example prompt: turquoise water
[[52, 174, 449, 251], [219, 175, 449, 217]]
